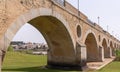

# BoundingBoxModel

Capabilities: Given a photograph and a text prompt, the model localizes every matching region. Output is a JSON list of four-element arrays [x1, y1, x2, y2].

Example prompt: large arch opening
[[102, 39, 110, 58], [2, 16, 76, 71], [28, 16, 75, 63], [85, 33, 99, 62]]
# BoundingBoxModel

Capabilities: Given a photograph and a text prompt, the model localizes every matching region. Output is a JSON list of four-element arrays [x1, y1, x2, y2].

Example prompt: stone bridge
[[0, 0, 120, 71]]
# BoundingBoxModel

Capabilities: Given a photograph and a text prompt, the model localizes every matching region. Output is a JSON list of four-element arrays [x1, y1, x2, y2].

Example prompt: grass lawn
[[2, 51, 79, 72], [98, 61, 120, 72], [2, 51, 120, 72]]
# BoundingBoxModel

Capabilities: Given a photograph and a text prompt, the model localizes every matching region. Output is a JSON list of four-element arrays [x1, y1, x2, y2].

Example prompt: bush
[[7, 45, 14, 52], [26, 50, 33, 54], [115, 50, 120, 61]]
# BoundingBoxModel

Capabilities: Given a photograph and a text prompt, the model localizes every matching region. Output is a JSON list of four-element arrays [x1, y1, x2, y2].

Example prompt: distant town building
[[10, 41, 25, 46], [10, 41, 48, 54]]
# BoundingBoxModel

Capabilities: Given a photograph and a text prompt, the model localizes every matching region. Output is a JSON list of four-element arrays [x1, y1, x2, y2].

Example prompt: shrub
[[115, 50, 120, 61], [7, 45, 14, 52]]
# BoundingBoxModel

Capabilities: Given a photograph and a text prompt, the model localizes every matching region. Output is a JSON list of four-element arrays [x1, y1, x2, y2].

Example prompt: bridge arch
[[5, 8, 76, 48], [3, 8, 77, 67], [110, 41, 115, 56], [102, 38, 110, 58], [83, 30, 98, 44], [84, 32, 99, 62], [114, 43, 116, 48]]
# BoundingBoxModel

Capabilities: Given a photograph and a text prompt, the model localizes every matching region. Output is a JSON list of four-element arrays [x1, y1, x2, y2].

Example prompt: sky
[[66, 0, 120, 39], [13, 0, 120, 43], [12, 24, 46, 43]]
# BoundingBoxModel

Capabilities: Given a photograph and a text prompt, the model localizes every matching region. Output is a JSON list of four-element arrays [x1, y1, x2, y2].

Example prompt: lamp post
[[78, 0, 80, 16], [107, 25, 109, 32], [98, 16, 100, 25], [64, 0, 65, 6], [112, 31, 114, 35]]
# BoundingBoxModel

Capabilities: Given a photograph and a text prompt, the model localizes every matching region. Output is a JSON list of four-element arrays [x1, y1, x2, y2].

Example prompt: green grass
[[98, 61, 120, 72], [97, 50, 120, 72], [2, 51, 79, 72], [2, 51, 120, 72]]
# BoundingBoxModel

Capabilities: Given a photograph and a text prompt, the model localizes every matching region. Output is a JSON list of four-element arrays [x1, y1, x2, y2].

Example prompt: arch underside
[[85, 33, 99, 62], [29, 16, 75, 58]]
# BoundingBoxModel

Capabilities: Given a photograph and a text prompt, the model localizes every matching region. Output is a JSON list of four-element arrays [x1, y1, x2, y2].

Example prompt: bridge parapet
[[64, 1, 87, 21], [52, 0, 65, 6], [53, 0, 65, 6]]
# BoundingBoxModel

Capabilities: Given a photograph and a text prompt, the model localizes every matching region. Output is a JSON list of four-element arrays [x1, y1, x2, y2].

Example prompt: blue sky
[[13, 0, 120, 43]]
